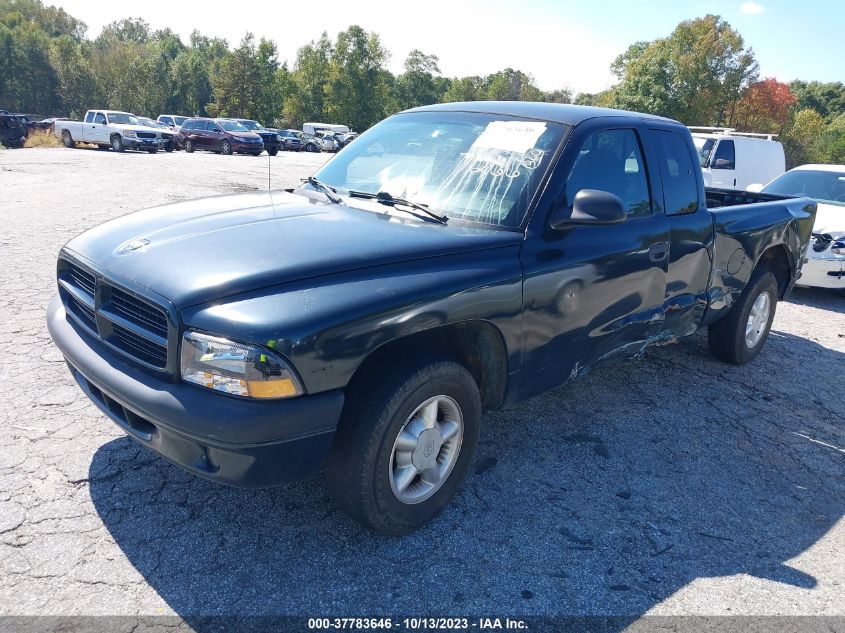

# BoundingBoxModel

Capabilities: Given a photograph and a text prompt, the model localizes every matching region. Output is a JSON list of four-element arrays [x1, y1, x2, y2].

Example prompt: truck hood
[[111, 123, 164, 135], [63, 191, 522, 308], [813, 201, 845, 238]]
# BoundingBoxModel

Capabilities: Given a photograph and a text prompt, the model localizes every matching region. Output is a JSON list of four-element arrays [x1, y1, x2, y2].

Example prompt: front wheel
[[147, 146, 158, 154], [325, 358, 481, 535], [184, 139, 194, 153], [111, 135, 124, 152], [708, 269, 778, 365], [268, 148, 279, 157], [164, 141, 174, 152]]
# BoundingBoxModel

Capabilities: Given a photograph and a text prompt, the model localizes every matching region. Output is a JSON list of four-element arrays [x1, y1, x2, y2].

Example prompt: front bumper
[[796, 257, 845, 289], [46, 296, 345, 487], [125, 137, 163, 150]]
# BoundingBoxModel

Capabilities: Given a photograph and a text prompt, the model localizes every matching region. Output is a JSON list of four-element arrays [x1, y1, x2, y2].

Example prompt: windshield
[[108, 113, 140, 125], [763, 169, 845, 208], [173, 116, 188, 125], [239, 120, 264, 131], [313, 111, 568, 227], [692, 136, 715, 166], [218, 120, 249, 132]]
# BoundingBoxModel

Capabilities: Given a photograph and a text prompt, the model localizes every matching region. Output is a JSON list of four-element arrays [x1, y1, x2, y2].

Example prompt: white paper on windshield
[[471, 121, 547, 153]]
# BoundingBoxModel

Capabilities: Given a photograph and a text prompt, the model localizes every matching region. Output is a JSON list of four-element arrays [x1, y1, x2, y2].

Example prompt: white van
[[689, 127, 785, 191], [303, 122, 350, 136]]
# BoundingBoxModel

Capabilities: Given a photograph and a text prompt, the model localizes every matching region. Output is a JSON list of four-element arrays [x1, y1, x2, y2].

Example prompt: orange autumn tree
[[731, 78, 796, 134]]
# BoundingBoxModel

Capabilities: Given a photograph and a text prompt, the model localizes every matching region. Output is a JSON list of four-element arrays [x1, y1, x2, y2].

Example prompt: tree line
[[1, 0, 843, 165]]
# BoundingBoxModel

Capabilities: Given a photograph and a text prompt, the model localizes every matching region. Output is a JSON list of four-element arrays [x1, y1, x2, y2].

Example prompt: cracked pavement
[[0, 148, 844, 621]]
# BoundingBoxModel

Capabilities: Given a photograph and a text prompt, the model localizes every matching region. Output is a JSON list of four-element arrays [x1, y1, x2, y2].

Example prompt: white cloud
[[740, 2, 765, 14]]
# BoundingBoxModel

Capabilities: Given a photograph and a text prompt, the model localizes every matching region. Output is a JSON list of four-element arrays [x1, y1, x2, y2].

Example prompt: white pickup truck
[[54, 110, 166, 153]]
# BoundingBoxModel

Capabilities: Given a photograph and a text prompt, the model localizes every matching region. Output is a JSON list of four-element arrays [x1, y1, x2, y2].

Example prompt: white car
[[690, 127, 785, 191], [757, 164, 845, 290]]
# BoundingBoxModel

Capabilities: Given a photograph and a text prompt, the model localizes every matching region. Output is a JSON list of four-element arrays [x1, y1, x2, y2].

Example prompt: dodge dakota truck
[[47, 103, 816, 534], [54, 110, 166, 153]]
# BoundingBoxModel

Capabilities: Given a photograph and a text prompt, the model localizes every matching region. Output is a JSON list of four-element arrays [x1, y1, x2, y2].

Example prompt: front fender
[[180, 247, 524, 394]]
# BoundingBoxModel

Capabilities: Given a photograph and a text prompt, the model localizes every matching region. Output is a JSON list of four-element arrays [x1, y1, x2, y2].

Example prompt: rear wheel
[[61, 130, 74, 148], [325, 358, 481, 535], [708, 269, 778, 365], [164, 141, 174, 152], [221, 139, 232, 155], [184, 139, 194, 153], [111, 134, 124, 152]]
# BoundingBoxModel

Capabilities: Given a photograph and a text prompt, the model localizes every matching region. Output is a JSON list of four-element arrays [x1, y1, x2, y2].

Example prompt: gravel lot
[[1, 147, 844, 625]]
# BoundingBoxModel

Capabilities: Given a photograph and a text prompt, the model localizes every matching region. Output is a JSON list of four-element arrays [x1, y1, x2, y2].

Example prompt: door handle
[[648, 242, 669, 262]]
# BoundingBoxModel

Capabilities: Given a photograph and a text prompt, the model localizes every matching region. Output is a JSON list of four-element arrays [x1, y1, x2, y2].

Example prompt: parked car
[[226, 119, 282, 155], [0, 111, 28, 148], [298, 132, 323, 153], [689, 127, 785, 191], [157, 114, 189, 132], [137, 117, 177, 152], [53, 110, 166, 153], [46, 102, 815, 534], [178, 118, 264, 155], [315, 130, 340, 152], [274, 129, 303, 151], [752, 165, 845, 290]]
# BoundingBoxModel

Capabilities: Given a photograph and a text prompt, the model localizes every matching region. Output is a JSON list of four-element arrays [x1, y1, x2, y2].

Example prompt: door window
[[711, 140, 735, 169], [564, 129, 652, 217], [93, 113, 106, 125], [652, 130, 699, 215]]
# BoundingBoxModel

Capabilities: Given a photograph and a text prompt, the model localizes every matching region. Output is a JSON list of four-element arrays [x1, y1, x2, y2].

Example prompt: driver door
[[519, 124, 670, 398]]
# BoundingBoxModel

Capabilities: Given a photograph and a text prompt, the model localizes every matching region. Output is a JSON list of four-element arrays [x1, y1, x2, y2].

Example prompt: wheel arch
[[754, 243, 793, 298], [345, 320, 510, 412]]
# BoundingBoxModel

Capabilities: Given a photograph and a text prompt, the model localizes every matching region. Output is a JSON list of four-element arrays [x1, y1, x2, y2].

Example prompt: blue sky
[[57, 0, 842, 94]]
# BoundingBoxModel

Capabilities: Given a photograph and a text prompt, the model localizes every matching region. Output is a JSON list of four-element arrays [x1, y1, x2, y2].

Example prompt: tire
[[221, 139, 232, 155], [325, 357, 481, 535], [96, 144, 109, 151], [251, 151, 262, 156], [61, 130, 74, 148], [268, 148, 279, 157], [184, 139, 194, 153], [164, 141, 174, 153], [305, 143, 318, 153], [111, 135, 124, 152], [708, 269, 778, 365], [147, 146, 158, 154]]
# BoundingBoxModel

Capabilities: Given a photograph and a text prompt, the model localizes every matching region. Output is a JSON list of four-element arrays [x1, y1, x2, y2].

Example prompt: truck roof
[[405, 101, 679, 126]]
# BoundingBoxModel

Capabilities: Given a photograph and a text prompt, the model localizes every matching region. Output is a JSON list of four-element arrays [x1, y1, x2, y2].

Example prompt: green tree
[[208, 33, 259, 118], [324, 25, 391, 131], [781, 108, 825, 168], [394, 49, 443, 109], [285, 32, 332, 126], [48, 34, 93, 117], [789, 80, 845, 121], [442, 76, 483, 102], [608, 15, 758, 125]]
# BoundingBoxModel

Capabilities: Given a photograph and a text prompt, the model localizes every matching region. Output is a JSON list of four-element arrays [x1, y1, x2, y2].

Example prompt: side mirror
[[746, 183, 764, 193], [550, 189, 627, 230], [713, 158, 735, 169]]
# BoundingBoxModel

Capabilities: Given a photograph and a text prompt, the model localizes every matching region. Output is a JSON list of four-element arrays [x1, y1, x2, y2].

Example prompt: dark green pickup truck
[[48, 102, 816, 533]]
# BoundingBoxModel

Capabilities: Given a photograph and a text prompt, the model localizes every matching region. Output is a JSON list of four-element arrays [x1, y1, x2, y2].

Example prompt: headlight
[[832, 241, 845, 256], [124, 130, 138, 138], [180, 331, 303, 399]]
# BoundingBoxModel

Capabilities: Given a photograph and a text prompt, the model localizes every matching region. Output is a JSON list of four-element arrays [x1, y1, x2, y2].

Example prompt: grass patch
[[24, 129, 62, 148]]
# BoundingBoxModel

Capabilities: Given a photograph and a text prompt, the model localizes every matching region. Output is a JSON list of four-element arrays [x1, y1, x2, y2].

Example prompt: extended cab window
[[653, 130, 699, 215], [564, 129, 651, 217], [84, 111, 95, 123], [712, 140, 736, 169]]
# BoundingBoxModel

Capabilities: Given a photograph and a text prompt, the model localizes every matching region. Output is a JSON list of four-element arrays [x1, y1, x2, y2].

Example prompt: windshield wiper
[[347, 190, 447, 224], [304, 177, 343, 205]]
